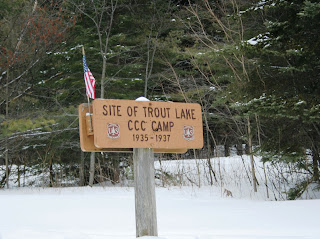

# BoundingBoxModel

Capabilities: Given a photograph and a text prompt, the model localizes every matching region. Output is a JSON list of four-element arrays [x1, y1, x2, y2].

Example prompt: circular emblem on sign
[[183, 125, 194, 141], [107, 123, 120, 139]]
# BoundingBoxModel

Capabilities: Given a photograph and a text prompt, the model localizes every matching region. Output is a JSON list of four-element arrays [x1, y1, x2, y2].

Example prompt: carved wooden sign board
[[79, 99, 203, 153], [79, 104, 132, 152]]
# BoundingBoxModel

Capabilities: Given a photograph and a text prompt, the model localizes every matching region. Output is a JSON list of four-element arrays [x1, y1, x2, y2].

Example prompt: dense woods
[[0, 0, 319, 199]]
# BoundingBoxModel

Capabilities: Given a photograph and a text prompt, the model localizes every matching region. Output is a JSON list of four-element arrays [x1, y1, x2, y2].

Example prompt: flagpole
[[82, 46, 93, 132], [87, 96, 93, 132]]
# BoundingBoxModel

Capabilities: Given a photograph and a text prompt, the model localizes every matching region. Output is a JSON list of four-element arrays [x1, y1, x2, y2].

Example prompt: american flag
[[83, 55, 96, 99]]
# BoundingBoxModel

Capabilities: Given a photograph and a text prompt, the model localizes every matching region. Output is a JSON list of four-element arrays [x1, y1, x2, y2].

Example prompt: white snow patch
[[70, 44, 83, 51], [135, 96, 150, 101], [246, 34, 270, 46]]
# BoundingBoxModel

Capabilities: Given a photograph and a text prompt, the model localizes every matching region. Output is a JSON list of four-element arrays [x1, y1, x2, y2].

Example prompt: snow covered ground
[[0, 186, 319, 239], [1, 156, 320, 239]]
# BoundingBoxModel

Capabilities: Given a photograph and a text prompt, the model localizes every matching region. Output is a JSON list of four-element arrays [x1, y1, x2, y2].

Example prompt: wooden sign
[[79, 104, 132, 152], [92, 99, 203, 149], [78, 104, 187, 153]]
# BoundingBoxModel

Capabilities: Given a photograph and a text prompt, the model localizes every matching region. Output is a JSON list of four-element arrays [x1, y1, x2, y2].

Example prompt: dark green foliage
[[235, 0, 320, 181], [287, 180, 309, 200], [1, 0, 319, 191]]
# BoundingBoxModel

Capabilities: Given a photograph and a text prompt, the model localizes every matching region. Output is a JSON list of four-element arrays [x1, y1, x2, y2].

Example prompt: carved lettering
[[175, 108, 196, 120], [151, 121, 174, 132], [102, 105, 122, 116], [128, 120, 146, 131]]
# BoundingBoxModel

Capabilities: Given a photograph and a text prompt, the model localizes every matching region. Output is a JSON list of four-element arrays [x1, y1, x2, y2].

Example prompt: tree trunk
[[49, 157, 54, 187], [245, 143, 250, 155], [236, 143, 243, 155], [312, 149, 319, 181], [100, 56, 106, 98], [255, 114, 269, 198], [112, 156, 120, 184], [17, 163, 21, 187], [247, 117, 257, 192], [0, 167, 10, 188], [97, 156, 104, 184], [144, 35, 151, 98], [144, 32, 157, 98], [5, 68, 9, 189], [224, 143, 230, 157], [23, 164, 26, 187], [5, 133, 9, 189], [193, 149, 201, 188], [206, 115, 213, 185], [79, 151, 85, 186], [89, 152, 95, 186]]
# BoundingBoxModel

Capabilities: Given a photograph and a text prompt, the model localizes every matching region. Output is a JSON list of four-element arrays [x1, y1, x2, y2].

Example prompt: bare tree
[[70, 0, 118, 98], [69, 0, 119, 186]]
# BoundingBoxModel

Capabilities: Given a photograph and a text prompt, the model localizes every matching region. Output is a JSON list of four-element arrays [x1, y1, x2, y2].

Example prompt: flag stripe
[[83, 55, 96, 99], [85, 71, 95, 98]]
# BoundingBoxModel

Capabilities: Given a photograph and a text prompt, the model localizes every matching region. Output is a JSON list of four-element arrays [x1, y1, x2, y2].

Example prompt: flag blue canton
[[83, 56, 89, 73]]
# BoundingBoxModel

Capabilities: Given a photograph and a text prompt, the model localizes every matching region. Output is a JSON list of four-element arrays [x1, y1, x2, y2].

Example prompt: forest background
[[0, 0, 319, 200]]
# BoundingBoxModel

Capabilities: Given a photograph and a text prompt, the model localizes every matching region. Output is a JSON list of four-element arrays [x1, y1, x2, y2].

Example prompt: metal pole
[[86, 96, 93, 132]]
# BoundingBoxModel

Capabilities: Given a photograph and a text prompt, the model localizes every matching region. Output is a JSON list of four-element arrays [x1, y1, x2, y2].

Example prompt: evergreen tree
[[237, 0, 320, 184]]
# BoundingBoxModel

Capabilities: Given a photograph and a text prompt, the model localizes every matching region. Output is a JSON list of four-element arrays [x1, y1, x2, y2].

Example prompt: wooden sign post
[[78, 98, 203, 238], [134, 148, 157, 237]]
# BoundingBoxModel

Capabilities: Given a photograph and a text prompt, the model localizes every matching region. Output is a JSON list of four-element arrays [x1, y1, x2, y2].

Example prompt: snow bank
[[155, 155, 319, 200]]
